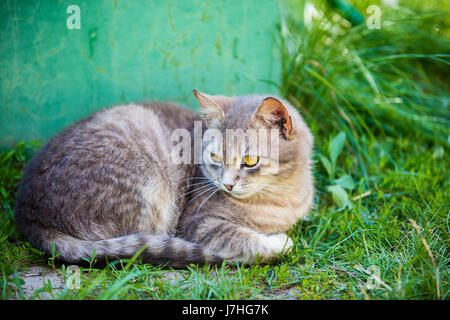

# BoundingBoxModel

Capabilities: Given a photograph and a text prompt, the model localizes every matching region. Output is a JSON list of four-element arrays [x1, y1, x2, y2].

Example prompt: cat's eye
[[243, 155, 259, 167], [210, 152, 222, 163]]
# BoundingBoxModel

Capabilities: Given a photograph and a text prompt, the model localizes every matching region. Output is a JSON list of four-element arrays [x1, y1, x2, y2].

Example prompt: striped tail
[[39, 232, 223, 267]]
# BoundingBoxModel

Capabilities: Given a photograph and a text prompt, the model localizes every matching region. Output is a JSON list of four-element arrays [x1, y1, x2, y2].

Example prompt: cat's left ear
[[193, 90, 224, 128], [253, 97, 293, 140]]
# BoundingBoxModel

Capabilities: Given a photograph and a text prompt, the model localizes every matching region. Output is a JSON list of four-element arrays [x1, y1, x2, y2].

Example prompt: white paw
[[265, 233, 294, 255]]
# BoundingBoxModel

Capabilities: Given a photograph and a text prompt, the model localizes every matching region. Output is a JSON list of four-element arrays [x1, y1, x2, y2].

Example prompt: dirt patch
[[9, 265, 300, 300], [8, 266, 65, 299]]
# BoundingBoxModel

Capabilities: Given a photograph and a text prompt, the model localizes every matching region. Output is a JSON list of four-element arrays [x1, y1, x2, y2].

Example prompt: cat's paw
[[222, 233, 294, 263], [265, 233, 294, 255]]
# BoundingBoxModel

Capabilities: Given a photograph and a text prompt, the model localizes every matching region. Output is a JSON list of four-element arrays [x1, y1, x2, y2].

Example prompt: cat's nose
[[223, 184, 234, 191]]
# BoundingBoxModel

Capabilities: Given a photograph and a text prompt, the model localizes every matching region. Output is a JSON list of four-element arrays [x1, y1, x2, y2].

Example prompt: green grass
[[1, 0, 449, 300]]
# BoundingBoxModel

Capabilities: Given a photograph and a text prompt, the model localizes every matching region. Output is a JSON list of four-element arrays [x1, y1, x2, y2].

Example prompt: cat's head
[[194, 90, 313, 200]]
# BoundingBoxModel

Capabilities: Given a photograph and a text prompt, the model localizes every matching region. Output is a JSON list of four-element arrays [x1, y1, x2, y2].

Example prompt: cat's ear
[[253, 97, 293, 140], [193, 89, 224, 128]]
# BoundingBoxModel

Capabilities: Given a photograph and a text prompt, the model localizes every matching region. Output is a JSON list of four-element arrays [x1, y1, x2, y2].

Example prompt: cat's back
[[27, 101, 200, 179], [91, 101, 200, 139], [15, 102, 200, 239]]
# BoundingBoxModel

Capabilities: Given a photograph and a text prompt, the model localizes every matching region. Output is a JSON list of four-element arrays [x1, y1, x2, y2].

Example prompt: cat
[[14, 90, 314, 267]]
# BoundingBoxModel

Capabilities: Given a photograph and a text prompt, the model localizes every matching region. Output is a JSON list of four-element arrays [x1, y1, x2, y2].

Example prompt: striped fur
[[15, 94, 314, 267]]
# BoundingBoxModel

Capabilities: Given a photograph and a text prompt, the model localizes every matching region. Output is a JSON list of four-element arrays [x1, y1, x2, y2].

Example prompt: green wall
[[0, 0, 281, 147]]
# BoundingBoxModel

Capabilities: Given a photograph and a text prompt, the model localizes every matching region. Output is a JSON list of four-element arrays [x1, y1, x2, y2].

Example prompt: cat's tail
[[31, 230, 223, 267]]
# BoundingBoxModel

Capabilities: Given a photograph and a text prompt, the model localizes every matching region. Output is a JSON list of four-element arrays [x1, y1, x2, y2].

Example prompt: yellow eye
[[244, 155, 259, 167], [211, 152, 222, 163]]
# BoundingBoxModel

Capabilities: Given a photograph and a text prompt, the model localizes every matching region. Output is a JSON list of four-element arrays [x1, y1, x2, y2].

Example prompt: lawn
[[1, 0, 449, 300]]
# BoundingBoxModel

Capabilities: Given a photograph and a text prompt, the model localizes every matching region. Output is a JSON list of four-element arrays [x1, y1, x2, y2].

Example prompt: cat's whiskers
[[255, 189, 294, 204], [182, 185, 217, 212], [181, 177, 211, 182], [181, 180, 213, 189], [275, 187, 304, 202], [254, 183, 303, 204], [195, 188, 219, 216], [264, 186, 302, 201], [177, 182, 215, 200], [269, 190, 302, 204]]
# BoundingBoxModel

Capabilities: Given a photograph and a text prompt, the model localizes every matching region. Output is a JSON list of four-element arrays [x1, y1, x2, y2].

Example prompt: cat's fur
[[14, 91, 314, 267]]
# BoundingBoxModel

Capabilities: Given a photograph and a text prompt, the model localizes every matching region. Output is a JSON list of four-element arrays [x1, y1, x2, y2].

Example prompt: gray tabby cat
[[15, 90, 314, 267]]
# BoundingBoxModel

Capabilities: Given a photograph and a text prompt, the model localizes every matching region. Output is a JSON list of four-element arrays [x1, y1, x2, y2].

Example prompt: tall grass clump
[[278, 0, 449, 300], [279, 0, 449, 177]]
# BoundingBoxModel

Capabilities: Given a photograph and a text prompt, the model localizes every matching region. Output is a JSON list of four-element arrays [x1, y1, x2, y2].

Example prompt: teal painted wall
[[0, 0, 281, 147]]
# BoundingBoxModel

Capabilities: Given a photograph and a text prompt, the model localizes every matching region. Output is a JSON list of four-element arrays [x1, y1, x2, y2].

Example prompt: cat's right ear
[[193, 89, 224, 128]]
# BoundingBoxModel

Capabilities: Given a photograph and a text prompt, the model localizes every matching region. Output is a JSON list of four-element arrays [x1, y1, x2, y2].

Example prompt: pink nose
[[224, 184, 234, 191]]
